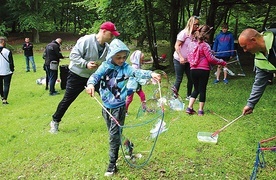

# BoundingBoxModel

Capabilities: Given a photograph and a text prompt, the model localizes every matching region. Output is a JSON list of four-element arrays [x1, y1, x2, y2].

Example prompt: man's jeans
[[25, 56, 36, 72], [45, 65, 58, 93]]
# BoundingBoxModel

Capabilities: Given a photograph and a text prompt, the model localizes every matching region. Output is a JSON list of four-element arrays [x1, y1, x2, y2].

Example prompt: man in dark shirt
[[22, 38, 36, 72], [44, 38, 65, 96]]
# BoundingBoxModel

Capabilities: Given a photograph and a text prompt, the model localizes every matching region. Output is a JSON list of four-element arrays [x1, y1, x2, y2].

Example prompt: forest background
[[1, 0, 276, 69]]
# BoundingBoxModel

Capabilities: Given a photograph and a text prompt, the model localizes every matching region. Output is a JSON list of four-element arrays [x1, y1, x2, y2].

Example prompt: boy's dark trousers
[[102, 105, 126, 164]]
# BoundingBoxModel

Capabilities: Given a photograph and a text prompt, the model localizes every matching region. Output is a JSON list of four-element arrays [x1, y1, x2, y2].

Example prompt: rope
[[120, 78, 165, 168]]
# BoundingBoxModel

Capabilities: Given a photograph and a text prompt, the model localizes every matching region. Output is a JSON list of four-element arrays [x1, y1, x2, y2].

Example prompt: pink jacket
[[187, 41, 226, 70]]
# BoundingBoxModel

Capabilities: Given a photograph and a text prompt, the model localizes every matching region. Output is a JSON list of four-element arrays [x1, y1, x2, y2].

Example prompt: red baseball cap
[[100, 21, 120, 36]]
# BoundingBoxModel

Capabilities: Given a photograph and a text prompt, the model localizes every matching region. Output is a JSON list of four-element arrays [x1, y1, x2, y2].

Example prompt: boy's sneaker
[[223, 79, 229, 84], [213, 79, 219, 84], [49, 120, 59, 134], [198, 110, 204, 116], [104, 163, 117, 177], [186, 107, 196, 115]]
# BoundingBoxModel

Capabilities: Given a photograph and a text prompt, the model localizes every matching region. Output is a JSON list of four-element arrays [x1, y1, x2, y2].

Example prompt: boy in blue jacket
[[86, 39, 161, 176], [212, 23, 235, 84]]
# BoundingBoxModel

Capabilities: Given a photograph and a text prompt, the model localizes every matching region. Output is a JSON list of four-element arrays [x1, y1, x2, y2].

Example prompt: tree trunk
[[169, 0, 181, 69], [262, 4, 271, 31], [32, 28, 40, 43], [206, 0, 219, 43], [143, 0, 162, 70]]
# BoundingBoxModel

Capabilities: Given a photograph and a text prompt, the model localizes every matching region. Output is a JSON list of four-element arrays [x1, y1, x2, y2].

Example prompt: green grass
[[0, 50, 275, 180]]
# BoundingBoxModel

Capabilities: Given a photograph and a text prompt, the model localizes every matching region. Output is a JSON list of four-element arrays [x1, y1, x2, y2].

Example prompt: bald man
[[44, 38, 65, 96], [238, 28, 276, 115]]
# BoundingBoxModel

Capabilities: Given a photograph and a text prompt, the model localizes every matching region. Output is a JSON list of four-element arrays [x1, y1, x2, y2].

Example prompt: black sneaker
[[104, 163, 117, 177], [49, 91, 60, 96]]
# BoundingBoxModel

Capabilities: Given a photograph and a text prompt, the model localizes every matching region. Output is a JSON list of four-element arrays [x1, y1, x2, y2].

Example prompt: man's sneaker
[[198, 110, 204, 116], [213, 79, 219, 84], [186, 107, 196, 115], [49, 120, 59, 134], [223, 79, 229, 84], [49, 91, 60, 96], [104, 163, 117, 177]]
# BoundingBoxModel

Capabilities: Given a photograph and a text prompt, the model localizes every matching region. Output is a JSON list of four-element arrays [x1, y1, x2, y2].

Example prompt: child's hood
[[130, 50, 142, 67], [106, 38, 130, 63]]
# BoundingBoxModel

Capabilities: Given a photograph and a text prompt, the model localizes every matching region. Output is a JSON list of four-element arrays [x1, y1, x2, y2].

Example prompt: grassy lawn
[[0, 42, 275, 179]]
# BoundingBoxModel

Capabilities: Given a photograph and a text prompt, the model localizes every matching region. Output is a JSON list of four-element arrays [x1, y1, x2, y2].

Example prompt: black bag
[[59, 65, 69, 90]]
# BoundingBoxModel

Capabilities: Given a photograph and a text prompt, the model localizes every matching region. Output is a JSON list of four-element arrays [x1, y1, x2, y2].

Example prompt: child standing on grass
[[85, 39, 161, 177], [186, 25, 227, 116], [125, 50, 147, 115]]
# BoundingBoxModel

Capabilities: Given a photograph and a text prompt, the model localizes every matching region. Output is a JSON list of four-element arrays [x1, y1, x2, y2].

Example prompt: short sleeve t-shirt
[[173, 30, 192, 61]]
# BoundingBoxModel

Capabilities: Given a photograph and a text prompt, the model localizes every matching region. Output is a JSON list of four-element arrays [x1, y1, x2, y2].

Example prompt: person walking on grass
[[22, 37, 36, 72], [186, 25, 227, 116], [171, 16, 200, 100], [44, 38, 65, 96], [0, 37, 15, 105], [125, 50, 147, 115], [212, 23, 235, 84], [86, 38, 161, 177], [49, 21, 120, 134], [238, 28, 276, 115]]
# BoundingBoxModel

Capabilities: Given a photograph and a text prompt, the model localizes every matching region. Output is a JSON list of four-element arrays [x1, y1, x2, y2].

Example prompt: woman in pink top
[[172, 16, 200, 100], [186, 25, 227, 116]]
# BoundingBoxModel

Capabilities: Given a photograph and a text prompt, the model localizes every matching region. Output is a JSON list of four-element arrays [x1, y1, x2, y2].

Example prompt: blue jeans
[[0, 74, 12, 100], [25, 56, 36, 72], [45, 65, 58, 93], [173, 59, 193, 97]]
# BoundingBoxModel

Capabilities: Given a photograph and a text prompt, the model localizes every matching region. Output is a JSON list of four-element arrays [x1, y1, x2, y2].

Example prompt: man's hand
[[87, 61, 98, 70], [86, 84, 95, 97], [242, 105, 253, 115]]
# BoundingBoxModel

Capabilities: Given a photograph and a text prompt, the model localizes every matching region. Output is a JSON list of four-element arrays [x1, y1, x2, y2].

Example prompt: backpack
[[267, 28, 276, 68]]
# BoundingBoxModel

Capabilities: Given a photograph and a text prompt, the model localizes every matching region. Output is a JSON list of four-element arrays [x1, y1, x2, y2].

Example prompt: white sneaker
[[49, 120, 59, 134], [104, 163, 117, 176]]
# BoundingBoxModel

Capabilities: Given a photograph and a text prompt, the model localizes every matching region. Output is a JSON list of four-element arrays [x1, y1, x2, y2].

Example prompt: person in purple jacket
[[212, 23, 235, 84]]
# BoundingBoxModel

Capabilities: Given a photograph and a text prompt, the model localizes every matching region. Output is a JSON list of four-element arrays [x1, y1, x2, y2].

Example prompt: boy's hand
[[86, 84, 95, 97], [151, 72, 161, 82]]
